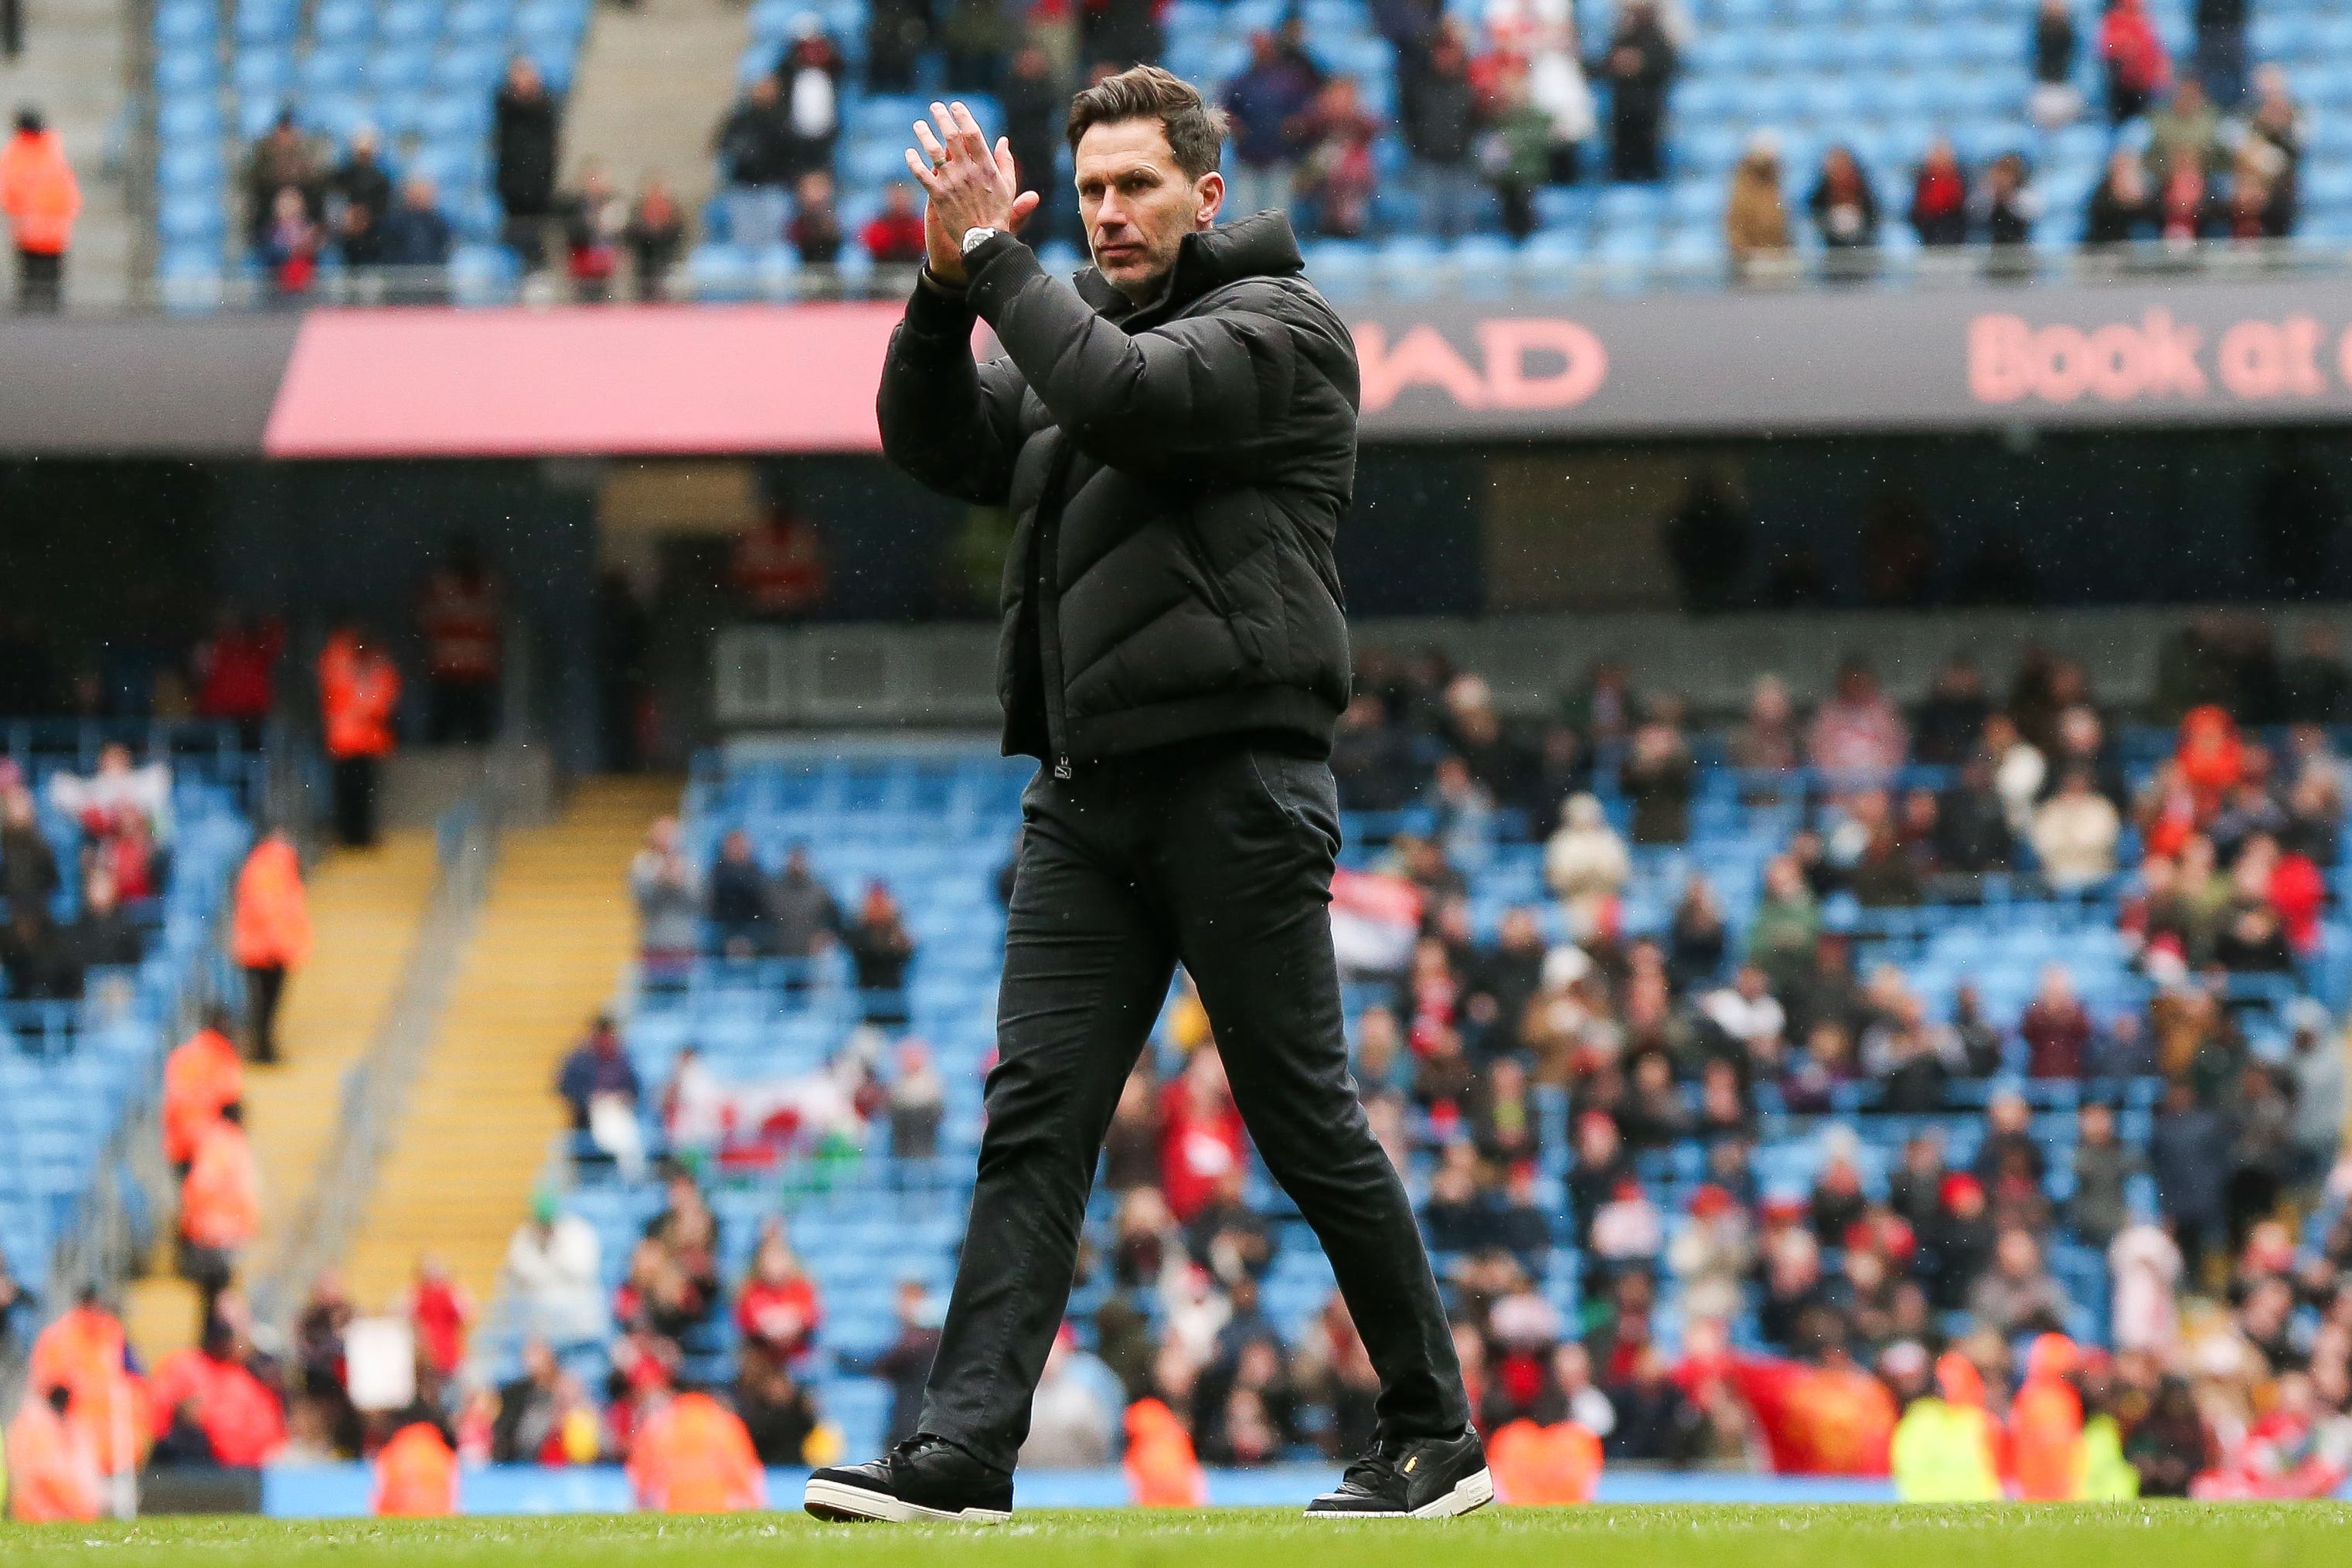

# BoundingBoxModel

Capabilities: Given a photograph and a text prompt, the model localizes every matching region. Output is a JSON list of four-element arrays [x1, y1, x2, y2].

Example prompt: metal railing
[[247, 791, 499, 1335], [118, 232, 2352, 314]]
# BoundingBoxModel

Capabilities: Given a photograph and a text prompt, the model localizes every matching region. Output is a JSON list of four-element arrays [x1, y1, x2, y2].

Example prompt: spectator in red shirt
[[735, 1223, 822, 1364], [407, 1256, 473, 1380], [1159, 1047, 1247, 1223], [2018, 963, 2093, 1078], [193, 607, 284, 743], [861, 179, 926, 264], [2100, 0, 2172, 124]]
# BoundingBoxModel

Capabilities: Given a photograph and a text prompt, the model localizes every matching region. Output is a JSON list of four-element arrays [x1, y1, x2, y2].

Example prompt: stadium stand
[[150, 0, 2351, 304], [0, 724, 259, 1331], [458, 638, 2352, 1474]]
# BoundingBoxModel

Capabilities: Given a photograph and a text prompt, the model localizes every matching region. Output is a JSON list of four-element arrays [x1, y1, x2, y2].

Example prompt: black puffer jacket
[[878, 213, 1357, 767]]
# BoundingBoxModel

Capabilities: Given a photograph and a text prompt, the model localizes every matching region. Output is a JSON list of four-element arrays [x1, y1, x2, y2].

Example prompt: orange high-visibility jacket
[[28, 1306, 148, 1475], [231, 835, 311, 969], [180, 1121, 261, 1250], [2010, 1335, 2086, 1501], [162, 1028, 243, 1168], [0, 129, 80, 255], [318, 634, 401, 760], [1489, 1418, 1603, 1505], [627, 1393, 764, 1513], [6, 1399, 102, 1522], [373, 1421, 460, 1515], [1122, 1398, 1206, 1508]]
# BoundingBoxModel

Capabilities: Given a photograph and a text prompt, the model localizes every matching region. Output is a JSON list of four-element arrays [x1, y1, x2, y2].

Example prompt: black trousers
[[917, 737, 1469, 1473], [427, 676, 499, 744], [16, 249, 61, 312], [245, 963, 288, 1063], [332, 755, 380, 847]]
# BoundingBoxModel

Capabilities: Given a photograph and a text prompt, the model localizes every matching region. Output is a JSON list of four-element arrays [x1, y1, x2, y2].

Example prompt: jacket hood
[[1074, 209, 1305, 317]]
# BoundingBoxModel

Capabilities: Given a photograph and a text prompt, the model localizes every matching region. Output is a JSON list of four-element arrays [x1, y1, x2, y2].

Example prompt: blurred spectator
[[1022, 1328, 1118, 1467], [2191, 0, 2246, 108], [788, 169, 844, 267], [1724, 138, 1790, 279], [558, 164, 628, 301], [2287, 1003, 2346, 1184], [162, 1005, 243, 1178], [769, 842, 842, 961], [731, 488, 827, 615], [941, 0, 1013, 91], [706, 830, 772, 957], [327, 128, 393, 254], [1908, 138, 1969, 247], [841, 1280, 943, 1446], [1294, 76, 1381, 238], [1807, 659, 1907, 777], [1, 107, 76, 311], [778, 26, 845, 177], [846, 881, 916, 1024], [192, 607, 285, 740], [1161, 1049, 1246, 1223], [2098, 0, 2170, 124], [999, 53, 1074, 245], [1967, 1227, 2070, 1335], [866, 0, 930, 90], [1914, 655, 1993, 765], [1545, 792, 1628, 930], [179, 1104, 260, 1325], [715, 76, 795, 247], [1807, 145, 1880, 279], [495, 56, 563, 268], [2147, 79, 2222, 181], [1223, 27, 1322, 218], [1482, 72, 1554, 240], [146, 1317, 287, 1467], [2124, 1376, 2213, 1495], [556, 1013, 642, 1170], [2032, 768, 2122, 887], [1489, 0, 1593, 183], [505, 1194, 606, 1344], [380, 177, 456, 274], [6, 1383, 100, 1520], [1623, 702, 1695, 845], [1084, 0, 1163, 77], [1600, 0, 1674, 182], [1399, 23, 1481, 240], [318, 624, 401, 849], [1976, 151, 2040, 257], [2, 777, 58, 913], [2245, 66, 2305, 199], [2150, 1080, 2229, 1281], [737, 1227, 822, 1363], [626, 177, 687, 298], [416, 543, 502, 743], [2028, 0, 2082, 128], [861, 180, 927, 264], [259, 186, 322, 300], [241, 111, 320, 248], [2085, 148, 2159, 243], [2069, 1100, 2136, 1247], [408, 1257, 473, 1382], [888, 1037, 945, 1157], [630, 817, 700, 980]]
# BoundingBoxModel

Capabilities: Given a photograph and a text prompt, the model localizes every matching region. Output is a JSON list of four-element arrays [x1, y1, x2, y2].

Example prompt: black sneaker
[[804, 1434, 1014, 1525], [1305, 1430, 1494, 1519]]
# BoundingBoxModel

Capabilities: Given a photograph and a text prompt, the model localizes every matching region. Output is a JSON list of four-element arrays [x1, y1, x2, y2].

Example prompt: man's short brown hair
[[1065, 65, 1227, 180]]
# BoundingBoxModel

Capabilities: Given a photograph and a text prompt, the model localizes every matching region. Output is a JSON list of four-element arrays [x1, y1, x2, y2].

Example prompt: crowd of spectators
[[218, 0, 2333, 299], [0, 743, 172, 1006]]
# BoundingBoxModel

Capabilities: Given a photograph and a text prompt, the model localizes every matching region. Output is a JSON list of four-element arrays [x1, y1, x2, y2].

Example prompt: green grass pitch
[[2, 1504, 2347, 1566]]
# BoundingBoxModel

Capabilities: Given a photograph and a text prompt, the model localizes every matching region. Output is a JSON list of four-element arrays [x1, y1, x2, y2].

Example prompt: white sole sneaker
[[803, 1478, 1013, 1525], [1305, 1467, 1496, 1520]]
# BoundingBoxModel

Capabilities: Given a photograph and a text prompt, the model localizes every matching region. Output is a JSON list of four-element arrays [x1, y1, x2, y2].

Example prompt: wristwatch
[[960, 226, 1002, 255]]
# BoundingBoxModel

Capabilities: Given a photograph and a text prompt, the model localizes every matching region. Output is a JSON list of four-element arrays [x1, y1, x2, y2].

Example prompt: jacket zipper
[[1033, 438, 1079, 780]]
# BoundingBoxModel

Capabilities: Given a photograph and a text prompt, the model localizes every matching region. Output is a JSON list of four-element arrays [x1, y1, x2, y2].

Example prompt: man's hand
[[907, 100, 1040, 286]]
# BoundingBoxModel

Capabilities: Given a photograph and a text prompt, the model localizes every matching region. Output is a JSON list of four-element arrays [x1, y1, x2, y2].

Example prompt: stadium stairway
[[339, 777, 673, 1311], [560, 0, 743, 212], [122, 833, 444, 1365], [0, 0, 137, 308]]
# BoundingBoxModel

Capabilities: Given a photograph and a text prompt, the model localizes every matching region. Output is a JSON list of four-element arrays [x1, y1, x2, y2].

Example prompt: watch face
[[962, 226, 996, 251]]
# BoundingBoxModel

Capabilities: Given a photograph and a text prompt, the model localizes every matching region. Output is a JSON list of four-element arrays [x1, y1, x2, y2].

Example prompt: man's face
[[1074, 118, 1223, 301]]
